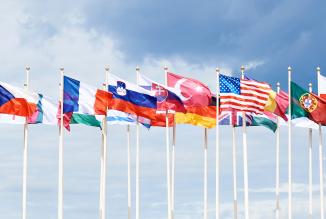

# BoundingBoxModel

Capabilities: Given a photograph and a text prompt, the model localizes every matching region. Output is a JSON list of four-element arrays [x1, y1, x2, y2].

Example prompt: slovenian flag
[[62, 75, 111, 130], [108, 74, 157, 120], [0, 81, 39, 117], [138, 74, 185, 113]]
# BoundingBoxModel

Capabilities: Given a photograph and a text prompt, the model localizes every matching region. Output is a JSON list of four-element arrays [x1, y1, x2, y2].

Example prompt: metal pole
[[58, 67, 64, 219]]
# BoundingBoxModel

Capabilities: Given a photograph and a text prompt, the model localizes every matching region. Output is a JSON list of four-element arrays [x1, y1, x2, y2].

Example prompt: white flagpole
[[204, 128, 208, 219], [127, 125, 132, 219], [215, 67, 220, 219], [22, 66, 30, 219], [135, 66, 141, 219], [171, 121, 176, 219], [58, 67, 64, 219], [232, 126, 238, 219], [241, 66, 249, 219], [288, 66, 292, 219], [100, 67, 109, 219], [308, 83, 313, 219], [275, 82, 280, 219], [317, 67, 324, 219], [164, 66, 172, 219]]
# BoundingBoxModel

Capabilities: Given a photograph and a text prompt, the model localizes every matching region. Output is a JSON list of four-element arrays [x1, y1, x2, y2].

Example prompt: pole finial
[[60, 67, 64, 71], [288, 66, 292, 71], [164, 65, 168, 71], [136, 66, 140, 71], [26, 66, 30, 71], [317, 66, 321, 72], [105, 65, 110, 71], [309, 82, 312, 88], [216, 67, 220, 73], [277, 82, 280, 87], [241, 66, 245, 71]]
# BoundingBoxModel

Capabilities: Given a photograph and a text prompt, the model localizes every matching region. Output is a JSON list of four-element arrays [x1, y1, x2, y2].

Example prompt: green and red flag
[[291, 81, 326, 125]]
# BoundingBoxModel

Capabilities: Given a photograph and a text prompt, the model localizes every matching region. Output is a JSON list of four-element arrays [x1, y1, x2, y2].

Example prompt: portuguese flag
[[291, 81, 326, 125]]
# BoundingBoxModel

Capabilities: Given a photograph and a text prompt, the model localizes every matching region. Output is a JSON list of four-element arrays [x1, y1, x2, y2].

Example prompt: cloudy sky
[[0, 0, 325, 218]]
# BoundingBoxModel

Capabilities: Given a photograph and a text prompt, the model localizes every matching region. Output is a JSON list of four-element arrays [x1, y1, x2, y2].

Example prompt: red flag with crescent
[[167, 72, 212, 106]]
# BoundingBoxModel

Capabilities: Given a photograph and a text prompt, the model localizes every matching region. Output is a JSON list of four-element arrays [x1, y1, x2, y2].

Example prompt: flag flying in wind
[[62, 75, 111, 130], [0, 82, 38, 117], [291, 81, 326, 125], [318, 72, 326, 99], [107, 110, 151, 128], [264, 89, 289, 121], [138, 74, 185, 113], [167, 72, 212, 106], [108, 74, 157, 120], [219, 74, 271, 114]]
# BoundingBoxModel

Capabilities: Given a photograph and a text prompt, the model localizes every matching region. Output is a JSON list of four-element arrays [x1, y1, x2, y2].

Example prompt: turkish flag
[[167, 72, 212, 107]]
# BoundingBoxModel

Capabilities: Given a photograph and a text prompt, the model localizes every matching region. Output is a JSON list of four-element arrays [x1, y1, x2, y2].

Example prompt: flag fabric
[[219, 74, 271, 114], [108, 74, 157, 120], [291, 81, 326, 125], [264, 89, 289, 121], [0, 82, 38, 117], [138, 74, 185, 113], [318, 72, 326, 99], [62, 76, 111, 129], [279, 115, 319, 129], [106, 110, 151, 128], [250, 112, 277, 132], [167, 72, 212, 106]]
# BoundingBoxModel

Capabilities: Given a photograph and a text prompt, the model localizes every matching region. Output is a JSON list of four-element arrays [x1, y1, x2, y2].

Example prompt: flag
[[219, 74, 271, 114], [250, 111, 277, 132], [108, 74, 157, 120], [138, 74, 185, 113], [264, 89, 289, 121], [0, 82, 38, 117], [106, 110, 151, 128], [291, 81, 326, 125], [279, 115, 319, 129], [167, 72, 212, 106], [318, 72, 326, 99], [62, 76, 111, 129]]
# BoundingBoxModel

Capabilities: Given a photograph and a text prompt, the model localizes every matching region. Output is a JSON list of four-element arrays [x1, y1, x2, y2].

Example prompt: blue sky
[[0, 0, 325, 218]]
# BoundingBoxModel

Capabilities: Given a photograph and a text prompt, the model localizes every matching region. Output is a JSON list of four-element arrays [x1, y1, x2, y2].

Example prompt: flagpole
[[204, 128, 208, 219], [215, 67, 220, 219], [58, 67, 64, 219], [22, 66, 30, 219], [164, 66, 172, 219], [275, 82, 280, 219], [317, 66, 324, 219], [135, 66, 141, 219], [241, 66, 249, 219], [232, 125, 237, 219], [100, 67, 109, 219], [308, 83, 313, 219], [127, 124, 132, 219], [171, 120, 176, 219], [288, 66, 292, 219]]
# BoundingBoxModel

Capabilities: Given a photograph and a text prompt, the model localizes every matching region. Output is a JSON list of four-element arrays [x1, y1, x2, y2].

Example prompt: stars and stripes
[[219, 74, 272, 114]]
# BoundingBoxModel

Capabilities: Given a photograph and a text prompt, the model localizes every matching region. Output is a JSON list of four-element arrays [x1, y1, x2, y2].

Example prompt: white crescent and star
[[174, 78, 192, 102]]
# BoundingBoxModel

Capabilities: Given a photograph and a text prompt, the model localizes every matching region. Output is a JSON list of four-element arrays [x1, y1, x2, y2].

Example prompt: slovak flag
[[167, 72, 212, 107], [138, 74, 185, 113], [108, 74, 157, 120], [0, 81, 38, 117]]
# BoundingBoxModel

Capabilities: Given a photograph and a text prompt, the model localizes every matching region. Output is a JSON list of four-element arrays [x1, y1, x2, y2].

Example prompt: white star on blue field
[[0, 0, 325, 218]]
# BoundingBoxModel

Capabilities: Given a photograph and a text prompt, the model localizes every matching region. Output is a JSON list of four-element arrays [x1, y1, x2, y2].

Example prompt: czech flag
[[138, 73, 185, 113], [108, 74, 157, 120], [0, 81, 38, 117]]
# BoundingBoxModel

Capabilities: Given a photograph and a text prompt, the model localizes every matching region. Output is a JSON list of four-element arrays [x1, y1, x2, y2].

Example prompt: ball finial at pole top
[[105, 66, 110, 71], [164, 66, 168, 71], [136, 66, 140, 71], [60, 67, 64, 71], [26, 66, 30, 71], [317, 66, 321, 72], [276, 82, 280, 87], [241, 66, 245, 71], [288, 66, 292, 71], [216, 67, 220, 73], [309, 83, 312, 88]]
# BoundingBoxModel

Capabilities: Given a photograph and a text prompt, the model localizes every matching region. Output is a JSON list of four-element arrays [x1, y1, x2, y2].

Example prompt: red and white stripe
[[220, 79, 271, 114]]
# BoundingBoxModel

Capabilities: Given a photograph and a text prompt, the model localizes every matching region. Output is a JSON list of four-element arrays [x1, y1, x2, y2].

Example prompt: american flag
[[219, 74, 271, 114]]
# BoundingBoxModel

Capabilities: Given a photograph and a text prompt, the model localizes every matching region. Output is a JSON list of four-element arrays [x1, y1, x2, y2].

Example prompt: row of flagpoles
[[5, 65, 326, 219]]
